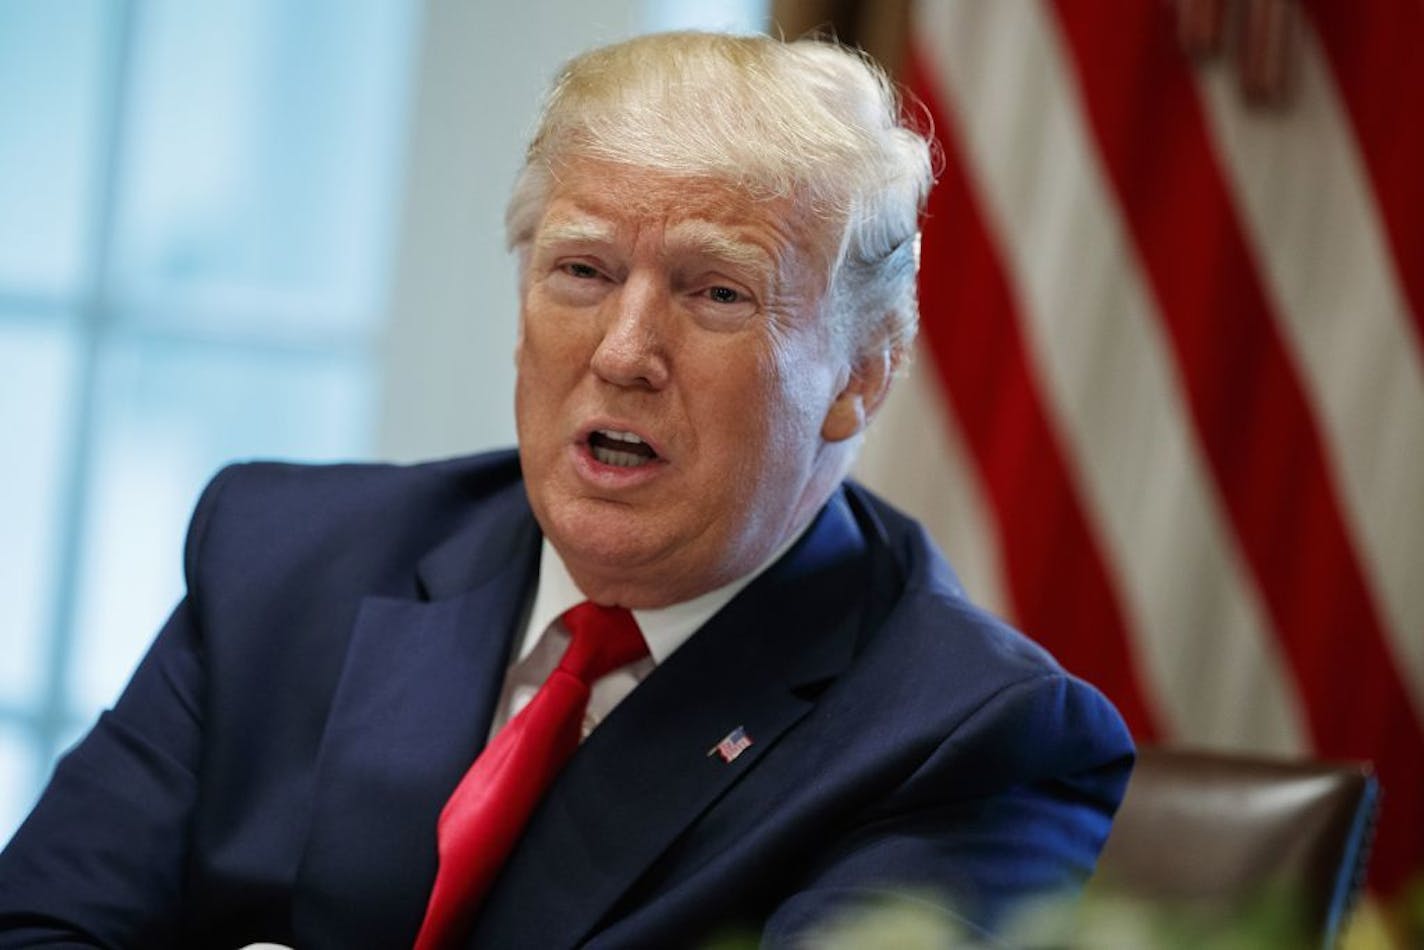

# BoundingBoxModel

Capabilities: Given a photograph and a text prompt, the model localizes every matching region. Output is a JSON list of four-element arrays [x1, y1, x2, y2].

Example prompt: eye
[[685, 279, 757, 332], [563, 262, 601, 279]]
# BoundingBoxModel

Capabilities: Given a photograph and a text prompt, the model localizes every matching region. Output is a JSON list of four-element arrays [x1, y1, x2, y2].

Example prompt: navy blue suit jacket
[[0, 451, 1132, 948]]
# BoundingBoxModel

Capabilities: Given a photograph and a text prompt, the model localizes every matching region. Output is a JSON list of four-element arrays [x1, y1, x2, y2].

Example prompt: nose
[[589, 274, 671, 390]]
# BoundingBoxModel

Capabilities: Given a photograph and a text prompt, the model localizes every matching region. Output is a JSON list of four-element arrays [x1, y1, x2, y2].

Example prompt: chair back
[[1087, 746, 1379, 946]]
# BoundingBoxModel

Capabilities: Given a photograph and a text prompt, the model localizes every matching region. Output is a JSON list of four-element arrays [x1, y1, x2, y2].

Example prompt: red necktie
[[412, 602, 648, 950]]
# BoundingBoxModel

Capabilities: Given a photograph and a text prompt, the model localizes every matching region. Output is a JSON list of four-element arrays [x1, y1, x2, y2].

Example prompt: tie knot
[[559, 602, 648, 683]]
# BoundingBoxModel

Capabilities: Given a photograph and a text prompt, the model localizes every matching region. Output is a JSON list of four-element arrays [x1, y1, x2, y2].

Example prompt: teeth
[[591, 446, 649, 467], [589, 428, 656, 468], [598, 429, 645, 445]]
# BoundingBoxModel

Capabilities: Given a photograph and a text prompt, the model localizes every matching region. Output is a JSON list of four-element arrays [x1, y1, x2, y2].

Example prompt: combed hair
[[505, 31, 935, 363]]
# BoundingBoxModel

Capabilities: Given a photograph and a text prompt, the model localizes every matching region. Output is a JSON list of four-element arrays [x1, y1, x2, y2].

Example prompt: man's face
[[514, 159, 867, 608]]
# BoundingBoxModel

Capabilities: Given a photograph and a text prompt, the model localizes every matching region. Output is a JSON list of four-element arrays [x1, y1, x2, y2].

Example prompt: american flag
[[854, 0, 1423, 903], [709, 726, 754, 764]]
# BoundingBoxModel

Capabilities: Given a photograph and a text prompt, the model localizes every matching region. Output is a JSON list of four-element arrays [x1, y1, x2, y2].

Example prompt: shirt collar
[[521, 526, 810, 666]]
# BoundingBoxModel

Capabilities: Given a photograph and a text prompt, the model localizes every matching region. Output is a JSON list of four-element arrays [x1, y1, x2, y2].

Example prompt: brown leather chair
[[1086, 746, 1380, 947]]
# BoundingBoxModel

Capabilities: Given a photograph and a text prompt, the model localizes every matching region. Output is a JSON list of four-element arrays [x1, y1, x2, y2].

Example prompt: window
[[0, 0, 417, 833]]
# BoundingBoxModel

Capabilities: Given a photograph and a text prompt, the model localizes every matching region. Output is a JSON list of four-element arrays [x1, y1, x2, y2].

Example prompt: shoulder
[[192, 448, 522, 526], [847, 478, 1058, 680], [844, 480, 1133, 773], [190, 448, 522, 538], [182, 448, 528, 600]]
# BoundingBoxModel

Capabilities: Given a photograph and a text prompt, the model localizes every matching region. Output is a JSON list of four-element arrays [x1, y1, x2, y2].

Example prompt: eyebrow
[[533, 216, 616, 252], [666, 220, 776, 282]]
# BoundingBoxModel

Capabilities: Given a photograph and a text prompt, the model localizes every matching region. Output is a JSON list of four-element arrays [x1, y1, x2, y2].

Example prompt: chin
[[539, 495, 668, 573]]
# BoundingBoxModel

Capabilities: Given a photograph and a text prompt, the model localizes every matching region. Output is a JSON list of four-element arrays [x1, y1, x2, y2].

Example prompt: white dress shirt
[[488, 531, 805, 741]]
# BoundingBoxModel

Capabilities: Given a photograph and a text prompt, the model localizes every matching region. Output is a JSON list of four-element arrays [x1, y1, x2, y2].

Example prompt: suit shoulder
[[847, 480, 1127, 740], [195, 449, 515, 532], [205, 448, 518, 508], [845, 480, 1057, 679], [856, 551, 1132, 795], [877, 575, 1076, 727], [183, 449, 525, 592]]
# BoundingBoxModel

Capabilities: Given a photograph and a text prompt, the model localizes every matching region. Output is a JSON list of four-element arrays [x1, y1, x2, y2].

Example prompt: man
[[0, 32, 1132, 949]]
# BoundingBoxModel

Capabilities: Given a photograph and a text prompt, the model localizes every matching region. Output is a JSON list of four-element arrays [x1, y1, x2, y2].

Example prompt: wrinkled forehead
[[533, 160, 839, 276]]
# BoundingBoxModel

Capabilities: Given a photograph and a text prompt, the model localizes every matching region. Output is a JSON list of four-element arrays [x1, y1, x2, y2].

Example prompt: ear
[[821, 347, 895, 443]]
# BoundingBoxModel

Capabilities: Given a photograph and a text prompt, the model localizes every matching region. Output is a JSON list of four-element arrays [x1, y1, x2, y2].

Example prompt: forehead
[[535, 160, 832, 271]]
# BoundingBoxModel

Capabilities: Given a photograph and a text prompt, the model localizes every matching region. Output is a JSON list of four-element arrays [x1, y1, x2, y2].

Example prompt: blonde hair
[[505, 31, 934, 362]]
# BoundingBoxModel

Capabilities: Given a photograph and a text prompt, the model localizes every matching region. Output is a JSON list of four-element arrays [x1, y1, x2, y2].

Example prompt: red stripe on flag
[[1302, 0, 1424, 351], [1049, 0, 1424, 893], [906, 51, 1161, 741]]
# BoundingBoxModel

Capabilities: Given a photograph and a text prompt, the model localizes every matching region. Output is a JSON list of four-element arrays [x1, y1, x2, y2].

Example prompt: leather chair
[[1086, 746, 1380, 947]]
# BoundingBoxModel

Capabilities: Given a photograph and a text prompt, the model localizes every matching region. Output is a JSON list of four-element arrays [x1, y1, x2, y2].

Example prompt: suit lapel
[[292, 483, 541, 949], [468, 491, 875, 949]]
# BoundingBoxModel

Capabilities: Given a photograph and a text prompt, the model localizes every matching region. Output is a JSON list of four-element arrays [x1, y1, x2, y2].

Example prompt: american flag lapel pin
[[707, 725, 753, 764]]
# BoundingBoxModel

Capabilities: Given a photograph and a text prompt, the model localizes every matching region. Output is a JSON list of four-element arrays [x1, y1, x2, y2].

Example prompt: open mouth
[[588, 429, 660, 468]]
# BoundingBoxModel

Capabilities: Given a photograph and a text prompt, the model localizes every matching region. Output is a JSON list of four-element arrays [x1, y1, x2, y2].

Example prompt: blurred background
[[1, 0, 1420, 939]]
